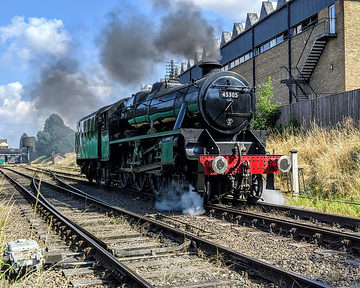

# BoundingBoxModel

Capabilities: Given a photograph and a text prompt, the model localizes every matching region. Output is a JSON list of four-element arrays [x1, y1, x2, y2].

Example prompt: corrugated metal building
[[180, 0, 360, 105]]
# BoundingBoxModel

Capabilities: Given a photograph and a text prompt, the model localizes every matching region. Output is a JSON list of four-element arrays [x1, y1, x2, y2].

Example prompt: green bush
[[252, 77, 281, 130]]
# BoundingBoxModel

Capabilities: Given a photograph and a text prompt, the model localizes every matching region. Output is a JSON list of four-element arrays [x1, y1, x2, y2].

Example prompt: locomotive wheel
[[119, 153, 130, 189], [247, 174, 263, 203], [133, 173, 146, 192], [147, 153, 165, 195], [149, 175, 160, 195]]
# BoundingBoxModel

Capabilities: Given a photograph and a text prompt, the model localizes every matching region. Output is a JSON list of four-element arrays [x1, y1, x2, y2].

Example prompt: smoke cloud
[[31, 58, 110, 126], [154, 1, 215, 59], [98, 0, 219, 85], [98, 12, 161, 86]]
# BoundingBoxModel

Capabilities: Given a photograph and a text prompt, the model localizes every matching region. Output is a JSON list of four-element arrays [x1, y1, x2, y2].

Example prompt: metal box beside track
[[2, 239, 44, 273]]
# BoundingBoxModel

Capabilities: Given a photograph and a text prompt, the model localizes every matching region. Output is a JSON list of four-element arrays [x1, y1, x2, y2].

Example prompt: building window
[[296, 24, 302, 34], [302, 14, 318, 30], [269, 38, 276, 48], [276, 34, 284, 44], [263, 42, 270, 52]]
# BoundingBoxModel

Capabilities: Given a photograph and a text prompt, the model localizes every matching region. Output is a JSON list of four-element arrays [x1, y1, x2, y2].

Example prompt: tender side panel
[[101, 130, 110, 161], [76, 116, 98, 160]]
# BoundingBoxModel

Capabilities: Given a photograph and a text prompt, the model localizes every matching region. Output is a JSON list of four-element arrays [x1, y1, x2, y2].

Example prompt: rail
[[206, 204, 360, 252], [23, 166, 360, 230], [4, 167, 330, 288], [0, 169, 153, 288], [221, 197, 360, 231]]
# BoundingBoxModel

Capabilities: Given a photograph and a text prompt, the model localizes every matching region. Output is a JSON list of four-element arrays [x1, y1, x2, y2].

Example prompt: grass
[[31, 155, 51, 165], [54, 153, 76, 168], [268, 118, 360, 216], [0, 176, 67, 287], [287, 195, 360, 217], [31, 153, 78, 172], [0, 177, 17, 281]]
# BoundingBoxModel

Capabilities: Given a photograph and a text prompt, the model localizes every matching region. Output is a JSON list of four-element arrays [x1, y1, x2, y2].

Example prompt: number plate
[[219, 91, 240, 99]]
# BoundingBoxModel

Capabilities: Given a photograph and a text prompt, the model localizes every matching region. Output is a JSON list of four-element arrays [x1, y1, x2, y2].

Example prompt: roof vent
[[245, 13, 259, 30]]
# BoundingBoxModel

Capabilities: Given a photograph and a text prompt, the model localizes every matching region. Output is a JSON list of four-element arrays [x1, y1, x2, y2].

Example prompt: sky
[[0, 0, 273, 147]]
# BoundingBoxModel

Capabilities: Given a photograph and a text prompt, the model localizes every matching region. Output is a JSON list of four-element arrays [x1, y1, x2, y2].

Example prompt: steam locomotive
[[75, 60, 290, 203]]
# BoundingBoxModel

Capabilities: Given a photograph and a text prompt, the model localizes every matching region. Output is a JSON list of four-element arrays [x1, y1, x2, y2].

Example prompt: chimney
[[198, 59, 222, 77]]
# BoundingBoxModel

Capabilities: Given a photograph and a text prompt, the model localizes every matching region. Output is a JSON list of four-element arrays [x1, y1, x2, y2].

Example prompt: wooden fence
[[278, 89, 360, 127]]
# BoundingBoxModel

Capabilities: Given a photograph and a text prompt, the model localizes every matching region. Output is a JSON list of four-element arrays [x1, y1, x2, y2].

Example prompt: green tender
[[110, 129, 181, 145], [76, 130, 99, 159], [101, 130, 109, 160]]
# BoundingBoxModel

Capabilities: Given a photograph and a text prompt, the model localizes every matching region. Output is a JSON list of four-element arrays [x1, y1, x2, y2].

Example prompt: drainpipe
[[287, 2, 292, 104], [252, 26, 256, 112], [252, 26, 256, 90]]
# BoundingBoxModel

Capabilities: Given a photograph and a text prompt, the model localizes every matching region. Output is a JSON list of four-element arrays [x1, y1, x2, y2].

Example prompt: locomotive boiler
[[76, 60, 291, 203]]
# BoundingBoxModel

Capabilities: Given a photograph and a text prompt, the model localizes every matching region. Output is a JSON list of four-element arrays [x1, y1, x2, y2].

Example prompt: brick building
[[180, 0, 360, 105], [53, 154, 65, 165]]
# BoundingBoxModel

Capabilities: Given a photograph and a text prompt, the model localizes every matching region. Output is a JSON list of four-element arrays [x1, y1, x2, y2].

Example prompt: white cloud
[[0, 82, 40, 147], [191, 0, 264, 21], [0, 16, 71, 63], [0, 82, 37, 123]]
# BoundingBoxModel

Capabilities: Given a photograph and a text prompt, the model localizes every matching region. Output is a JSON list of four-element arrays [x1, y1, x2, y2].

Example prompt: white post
[[290, 149, 299, 196]]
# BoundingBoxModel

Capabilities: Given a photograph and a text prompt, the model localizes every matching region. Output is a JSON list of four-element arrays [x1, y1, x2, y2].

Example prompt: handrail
[[281, 66, 310, 102], [295, 24, 315, 69], [295, 17, 335, 70], [294, 66, 318, 99]]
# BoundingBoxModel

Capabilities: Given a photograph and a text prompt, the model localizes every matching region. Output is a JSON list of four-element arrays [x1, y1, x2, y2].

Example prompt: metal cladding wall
[[221, 30, 252, 65], [290, 0, 336, 26], [179, 65, 202, 83], [254, 8, 287, 47], [220, 0, 337, 65]]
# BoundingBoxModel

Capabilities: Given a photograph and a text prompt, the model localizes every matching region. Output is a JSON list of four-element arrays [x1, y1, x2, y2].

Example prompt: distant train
[[75, 59, 290, 203]]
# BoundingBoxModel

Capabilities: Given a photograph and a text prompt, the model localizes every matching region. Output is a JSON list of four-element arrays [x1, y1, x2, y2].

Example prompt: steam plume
[[155, 181, 205, 215], [99, 12, 161, 86], [154, 1, 215, 59], [32, 58, 108, 126], [98, 0, 219, 85]]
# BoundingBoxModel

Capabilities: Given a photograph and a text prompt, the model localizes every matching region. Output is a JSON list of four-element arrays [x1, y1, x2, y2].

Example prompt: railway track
[[230, 199, 360, 232], [23, 165, 88, 183], [206, 204, 360, 252], [0, 177, 110, 287], [19, 166, 360, 250], [1, 169, 151, 287], [2, 167, 331, 288], [25, 166, 360, 230]]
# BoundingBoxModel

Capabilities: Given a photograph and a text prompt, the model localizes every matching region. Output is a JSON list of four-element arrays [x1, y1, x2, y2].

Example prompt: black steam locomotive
[[75, 60, 290, 203]]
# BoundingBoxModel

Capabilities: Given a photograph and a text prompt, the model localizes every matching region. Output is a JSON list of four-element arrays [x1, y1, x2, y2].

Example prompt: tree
[[252, 77, 281, 130], [35, 114, 75, 157]]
